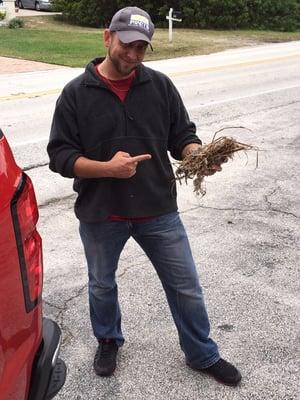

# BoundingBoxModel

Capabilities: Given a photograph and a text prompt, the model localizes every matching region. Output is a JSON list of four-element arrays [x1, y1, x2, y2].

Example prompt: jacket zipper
[[84, 81, 137, 138], [123, 85, 135, 137]]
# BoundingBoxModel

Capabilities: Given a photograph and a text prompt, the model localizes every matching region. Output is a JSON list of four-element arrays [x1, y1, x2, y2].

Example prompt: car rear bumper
[[28, 318, 66, 400]]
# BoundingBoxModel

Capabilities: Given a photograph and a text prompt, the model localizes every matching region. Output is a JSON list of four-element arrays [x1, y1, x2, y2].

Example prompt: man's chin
[[120, 64, 138, 76]]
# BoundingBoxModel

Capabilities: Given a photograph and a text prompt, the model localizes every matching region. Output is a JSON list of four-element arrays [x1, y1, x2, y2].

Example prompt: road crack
[[263, 186, 299, 218], [44, 284, 88, 346], [193, 99, 300, 126], [39, 194, 76, 209], [180, 203, 299, 219], [24, 162, 49, 171]]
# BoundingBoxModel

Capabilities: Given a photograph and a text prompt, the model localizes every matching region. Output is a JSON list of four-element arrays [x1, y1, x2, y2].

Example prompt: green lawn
[[0, 29, 105, 67], [1, 15, 300, 67]]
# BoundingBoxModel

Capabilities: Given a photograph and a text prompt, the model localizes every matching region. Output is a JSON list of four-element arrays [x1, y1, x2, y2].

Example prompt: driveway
[[0, 56, 62, 73], [16, 8, 61, 17]]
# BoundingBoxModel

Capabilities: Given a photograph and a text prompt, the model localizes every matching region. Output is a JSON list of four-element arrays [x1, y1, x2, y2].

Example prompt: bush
[[52, 0, 300, 31], [247, 0, 300, 31], [0, 10, 6, 21], [54, 0, 118, 27], [8, 17, 24, 29], [178, 0, 300, 31]]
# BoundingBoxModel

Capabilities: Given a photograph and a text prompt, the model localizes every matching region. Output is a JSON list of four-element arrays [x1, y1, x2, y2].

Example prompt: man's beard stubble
[[108, 49, 138, 78]]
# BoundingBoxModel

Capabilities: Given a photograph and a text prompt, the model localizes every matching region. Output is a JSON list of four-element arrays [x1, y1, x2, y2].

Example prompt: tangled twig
[[175, 131, 258, 196]]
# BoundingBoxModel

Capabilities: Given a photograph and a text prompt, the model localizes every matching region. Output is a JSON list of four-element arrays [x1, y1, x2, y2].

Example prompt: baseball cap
[[109, 7, 154, 49]]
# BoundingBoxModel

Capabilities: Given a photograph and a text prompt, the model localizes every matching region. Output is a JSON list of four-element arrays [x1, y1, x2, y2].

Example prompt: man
[[47, 6, 241, 386]]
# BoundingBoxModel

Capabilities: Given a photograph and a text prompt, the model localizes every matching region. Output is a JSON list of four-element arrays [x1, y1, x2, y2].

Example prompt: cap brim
[[116, 31, 153, 50]]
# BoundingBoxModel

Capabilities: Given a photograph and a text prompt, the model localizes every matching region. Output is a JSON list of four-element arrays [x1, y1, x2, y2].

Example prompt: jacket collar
[[82, 58, 152, 87]]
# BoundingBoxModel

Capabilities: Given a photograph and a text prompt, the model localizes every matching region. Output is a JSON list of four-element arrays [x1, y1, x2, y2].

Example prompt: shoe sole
[[200, 369, 242, 387], [94, 368, 116, 377], [187, 363, 242, 387]]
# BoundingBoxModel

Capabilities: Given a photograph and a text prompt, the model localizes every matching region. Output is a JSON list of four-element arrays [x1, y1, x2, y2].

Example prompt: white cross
[[166, 8, 182, 43]]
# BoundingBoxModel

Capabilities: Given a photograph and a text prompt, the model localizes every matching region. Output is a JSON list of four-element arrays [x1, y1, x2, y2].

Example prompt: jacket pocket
[[79, 112, 118, 155]]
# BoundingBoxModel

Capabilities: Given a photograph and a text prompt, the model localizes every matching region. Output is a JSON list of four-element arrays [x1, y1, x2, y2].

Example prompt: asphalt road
[[0, 42, 299, 399]]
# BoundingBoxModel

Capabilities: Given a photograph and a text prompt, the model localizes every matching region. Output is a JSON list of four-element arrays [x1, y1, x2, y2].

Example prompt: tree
[[53, 0, 300, 31]]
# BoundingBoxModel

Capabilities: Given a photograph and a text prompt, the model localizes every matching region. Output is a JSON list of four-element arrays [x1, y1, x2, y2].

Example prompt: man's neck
[[98, 58, 135, 81]]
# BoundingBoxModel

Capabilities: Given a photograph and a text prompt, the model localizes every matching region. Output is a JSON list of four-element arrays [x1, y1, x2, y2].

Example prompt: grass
[[0, 15, 300, 67]]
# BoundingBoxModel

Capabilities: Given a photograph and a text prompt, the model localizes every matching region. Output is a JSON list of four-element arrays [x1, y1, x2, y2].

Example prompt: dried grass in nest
[[175, 129, 257, 196]]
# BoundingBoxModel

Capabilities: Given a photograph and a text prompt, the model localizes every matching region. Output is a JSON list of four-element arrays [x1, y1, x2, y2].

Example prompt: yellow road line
[[0, 88, 60, 102], [168, 53, 300, 78], [0, 53, 299, 102]]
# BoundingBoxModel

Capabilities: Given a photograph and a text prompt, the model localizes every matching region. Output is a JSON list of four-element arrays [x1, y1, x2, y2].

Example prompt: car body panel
[[0, 130, 22, 206], [0, 131, 41, 400], [18, 0, 52, 11], [0, 130, 66, 400]]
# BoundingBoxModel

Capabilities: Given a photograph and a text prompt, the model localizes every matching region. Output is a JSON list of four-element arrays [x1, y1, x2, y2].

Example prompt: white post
[[168, 8, 173, 43]]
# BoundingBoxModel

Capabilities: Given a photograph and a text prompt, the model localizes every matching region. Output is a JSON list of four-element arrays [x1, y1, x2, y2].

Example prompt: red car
[[0, 129, 66, 400]]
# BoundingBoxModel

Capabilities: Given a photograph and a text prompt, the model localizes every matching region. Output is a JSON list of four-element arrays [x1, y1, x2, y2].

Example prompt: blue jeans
[[79, 211, 220, 368]]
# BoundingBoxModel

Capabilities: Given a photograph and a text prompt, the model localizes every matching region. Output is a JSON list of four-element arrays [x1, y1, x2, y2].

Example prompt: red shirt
[[95, 65, 134, 102], [95, 65, 155, 222]]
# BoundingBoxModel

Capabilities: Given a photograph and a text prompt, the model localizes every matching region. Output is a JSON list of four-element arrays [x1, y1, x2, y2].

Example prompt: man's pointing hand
[[108, 151, 152, 178]]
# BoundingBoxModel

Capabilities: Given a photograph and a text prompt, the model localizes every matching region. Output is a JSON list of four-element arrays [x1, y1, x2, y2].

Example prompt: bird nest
[[175, 134, 257, 196]]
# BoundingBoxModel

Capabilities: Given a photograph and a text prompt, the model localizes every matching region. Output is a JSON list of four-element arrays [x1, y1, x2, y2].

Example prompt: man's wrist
[[74, 157, 111, 178], [182, 143, 202, 158]]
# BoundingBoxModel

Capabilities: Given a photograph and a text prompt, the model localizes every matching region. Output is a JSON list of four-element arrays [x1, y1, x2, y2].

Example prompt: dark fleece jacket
[[47, 58, 201, 222]]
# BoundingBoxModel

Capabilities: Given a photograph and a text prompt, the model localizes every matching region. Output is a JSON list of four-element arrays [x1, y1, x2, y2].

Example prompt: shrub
[[52, 0, 300, 31], [179, 0, 300, 31], [0, 10, 6, 21], [54, 0, 117, 27], [247, 0, 300, 31], [8, 17, 24, 29]]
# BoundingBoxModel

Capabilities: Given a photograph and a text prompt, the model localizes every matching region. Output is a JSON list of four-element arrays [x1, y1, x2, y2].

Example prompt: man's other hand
[[182, 144, 228, 176], [181, 143, 202, 159]]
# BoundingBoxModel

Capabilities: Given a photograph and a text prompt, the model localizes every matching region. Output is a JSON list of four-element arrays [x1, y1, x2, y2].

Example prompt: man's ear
[[103, 29, 112, 48]]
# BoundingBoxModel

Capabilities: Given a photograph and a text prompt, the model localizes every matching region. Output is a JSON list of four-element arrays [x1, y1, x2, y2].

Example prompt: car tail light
[[11, 173, 43, 312]]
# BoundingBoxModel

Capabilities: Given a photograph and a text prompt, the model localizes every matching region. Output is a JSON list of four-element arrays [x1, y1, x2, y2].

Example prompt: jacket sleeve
[[167, 81, 202, 160], [47, 89, 83, 178]]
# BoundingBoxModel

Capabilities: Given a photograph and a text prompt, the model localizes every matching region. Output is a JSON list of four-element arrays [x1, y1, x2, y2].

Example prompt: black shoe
[[200, 358, 242, 386], [94, 339, 118, 377]]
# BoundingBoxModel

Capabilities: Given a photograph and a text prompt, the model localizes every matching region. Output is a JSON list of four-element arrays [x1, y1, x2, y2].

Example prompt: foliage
[[176, 0, 249, 29], [8, 17, 24, 29], [0, 10, 6, 21], [246, 0, 300, 31], [52, 0, 300, 31], [53, 0, 117, 27]]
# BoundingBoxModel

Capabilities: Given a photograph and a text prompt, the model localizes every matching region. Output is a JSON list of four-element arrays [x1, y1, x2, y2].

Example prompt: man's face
[[106, 31, 148, 77]]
